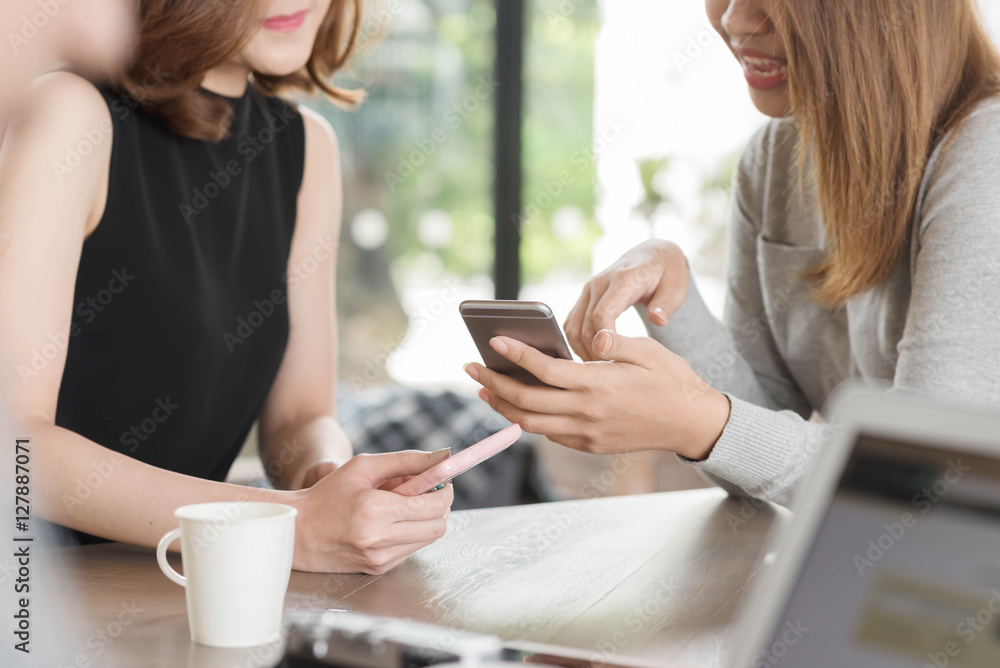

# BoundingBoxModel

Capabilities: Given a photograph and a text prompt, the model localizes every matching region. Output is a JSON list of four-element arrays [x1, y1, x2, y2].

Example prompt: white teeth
[[743, 57, 787, 77]]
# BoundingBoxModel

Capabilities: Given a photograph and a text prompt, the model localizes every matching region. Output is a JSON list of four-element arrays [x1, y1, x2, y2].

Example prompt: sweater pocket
[[756, 238, 851, 403]]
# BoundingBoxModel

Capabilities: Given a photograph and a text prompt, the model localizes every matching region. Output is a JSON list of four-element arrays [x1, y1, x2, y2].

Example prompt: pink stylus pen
[[392, 424, 523, 496]]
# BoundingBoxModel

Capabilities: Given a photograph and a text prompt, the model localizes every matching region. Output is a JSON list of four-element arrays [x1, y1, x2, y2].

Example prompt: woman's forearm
[[259, 414, 352, 490], [25, 417, 297, 548]]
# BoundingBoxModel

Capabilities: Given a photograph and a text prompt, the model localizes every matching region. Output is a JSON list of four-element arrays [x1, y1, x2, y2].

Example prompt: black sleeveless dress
[[53, 84, 305, 540]]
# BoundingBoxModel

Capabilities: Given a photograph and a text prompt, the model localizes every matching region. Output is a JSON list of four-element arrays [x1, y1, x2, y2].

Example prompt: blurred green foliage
[[521, 0, 602, 282], [323, 0, 600, 284]]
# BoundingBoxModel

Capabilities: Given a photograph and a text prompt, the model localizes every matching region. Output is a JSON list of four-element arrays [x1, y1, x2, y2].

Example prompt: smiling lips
[[264, 10, 307, 33], [737, 49, 788, 91]]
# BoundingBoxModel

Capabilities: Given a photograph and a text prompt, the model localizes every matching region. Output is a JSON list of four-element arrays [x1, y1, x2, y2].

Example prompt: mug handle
[[156, 527, 187, 587]]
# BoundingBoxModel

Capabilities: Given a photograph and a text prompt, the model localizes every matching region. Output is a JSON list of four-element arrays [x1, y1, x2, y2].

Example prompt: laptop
[[729, 387, 1000, 668]]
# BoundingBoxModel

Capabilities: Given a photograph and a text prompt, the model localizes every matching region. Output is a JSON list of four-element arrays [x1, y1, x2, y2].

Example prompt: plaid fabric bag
[[338, 384, 539, 510]]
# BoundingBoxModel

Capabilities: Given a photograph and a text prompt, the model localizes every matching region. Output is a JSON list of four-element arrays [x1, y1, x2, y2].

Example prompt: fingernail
[[430, 448, 451, 461], [490, 337, 509, 355], [478, 388, 490, 402], [650, 306, 666, 320], [595, 329, 613, 356], [463, 363, 480, 382]]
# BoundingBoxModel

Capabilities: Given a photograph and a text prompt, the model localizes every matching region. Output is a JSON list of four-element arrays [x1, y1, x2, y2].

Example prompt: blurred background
[[237, 0, 1000, 501], [309, 0, 763, 499], [324, 0, 767, 392]]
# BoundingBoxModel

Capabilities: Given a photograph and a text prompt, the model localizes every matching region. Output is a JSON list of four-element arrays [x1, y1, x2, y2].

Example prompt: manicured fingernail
[[430, 448, 451, 461], [463, 363, 479, 381], [490, 337, 509, 355], [650, 306, 666, 320], [478, 388, 490, 402], [595, 329, 613, 356]]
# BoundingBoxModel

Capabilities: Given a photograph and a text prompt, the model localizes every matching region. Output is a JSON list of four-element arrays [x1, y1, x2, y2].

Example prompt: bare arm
[[0, 75, 452, 573], [257, 107, 352, 492], [0, 73, 290, 545]]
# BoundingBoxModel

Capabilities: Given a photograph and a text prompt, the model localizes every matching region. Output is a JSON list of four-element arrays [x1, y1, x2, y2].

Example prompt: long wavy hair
[[777, 0, 1000, 304], [112, 0, 364, 142]]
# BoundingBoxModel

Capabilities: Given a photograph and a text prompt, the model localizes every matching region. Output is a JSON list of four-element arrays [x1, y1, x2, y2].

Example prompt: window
[[322, 0, 600, 391]]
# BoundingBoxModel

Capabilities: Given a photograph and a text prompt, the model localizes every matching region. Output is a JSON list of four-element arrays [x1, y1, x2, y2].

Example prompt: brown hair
[[113, 0, 364, 142], [776, 0, 1000, 305]]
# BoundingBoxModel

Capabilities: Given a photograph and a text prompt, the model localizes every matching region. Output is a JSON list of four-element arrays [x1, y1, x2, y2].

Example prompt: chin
[[247, 45, 315, 78], [749, 87, 792, 119]]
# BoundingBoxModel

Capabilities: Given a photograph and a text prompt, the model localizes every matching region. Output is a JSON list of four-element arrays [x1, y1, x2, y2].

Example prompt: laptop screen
[[757, 435, 1000, 668]]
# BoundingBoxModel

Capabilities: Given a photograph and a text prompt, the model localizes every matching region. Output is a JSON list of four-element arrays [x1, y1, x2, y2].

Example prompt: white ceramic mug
[[156, 501, 297, 648]]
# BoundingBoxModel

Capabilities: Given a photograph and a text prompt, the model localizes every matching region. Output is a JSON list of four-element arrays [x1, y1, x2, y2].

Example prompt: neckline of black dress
[[199, 83, 253, 104]]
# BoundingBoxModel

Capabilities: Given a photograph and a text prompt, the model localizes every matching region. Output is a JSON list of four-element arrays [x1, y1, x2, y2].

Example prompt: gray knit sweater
[[643, 100, 1000, 506]]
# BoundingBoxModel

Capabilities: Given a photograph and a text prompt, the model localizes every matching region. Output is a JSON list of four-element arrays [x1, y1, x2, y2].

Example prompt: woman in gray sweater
[[463, 0, 1000, 505]]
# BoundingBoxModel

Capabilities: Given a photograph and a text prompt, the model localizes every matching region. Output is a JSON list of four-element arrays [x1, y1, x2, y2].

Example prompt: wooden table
[[44, 489, 787, 668]]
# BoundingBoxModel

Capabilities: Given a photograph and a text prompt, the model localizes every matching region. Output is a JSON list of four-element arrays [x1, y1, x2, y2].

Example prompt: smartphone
[[391, 424, 523, 496], [460, 300, 573, 387]]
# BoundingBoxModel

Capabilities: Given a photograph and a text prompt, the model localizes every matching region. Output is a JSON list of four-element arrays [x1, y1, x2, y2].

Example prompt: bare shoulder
[[0, 72, 115, 241], [298, 105, 340, 167], [2, 71, 113, 201], [14, 71, 111, 144]]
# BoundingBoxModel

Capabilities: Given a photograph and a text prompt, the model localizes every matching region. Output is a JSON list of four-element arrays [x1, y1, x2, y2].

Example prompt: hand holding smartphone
[[460, 300, 572, 387], [391, 424, 523, 496], [400, 300, 565, 496]]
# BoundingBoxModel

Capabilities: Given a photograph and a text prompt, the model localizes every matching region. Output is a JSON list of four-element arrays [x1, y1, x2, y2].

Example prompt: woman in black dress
[[0, 0, 454, 574]]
